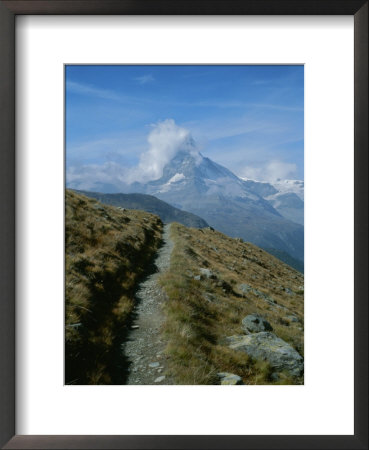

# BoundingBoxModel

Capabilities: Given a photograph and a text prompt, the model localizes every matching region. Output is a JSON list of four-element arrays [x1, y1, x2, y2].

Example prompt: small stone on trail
[[131, 325, 139, 329], [154, 376, 166, 383], [149, 362, 160, 368]]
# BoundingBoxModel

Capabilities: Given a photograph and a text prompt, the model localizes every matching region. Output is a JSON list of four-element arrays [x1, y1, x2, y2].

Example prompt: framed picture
[[0, 1, 367, 449]]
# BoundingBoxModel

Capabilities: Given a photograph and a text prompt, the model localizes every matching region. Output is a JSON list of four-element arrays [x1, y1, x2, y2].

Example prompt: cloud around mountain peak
[[125, 119, 202, 184], [140, 119, 201, 179]]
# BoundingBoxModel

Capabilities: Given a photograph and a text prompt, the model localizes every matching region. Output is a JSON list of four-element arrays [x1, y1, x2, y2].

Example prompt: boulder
[[242, 314, 273, 334], [217, 372, 243, 385], [226, 332, 303, 377]]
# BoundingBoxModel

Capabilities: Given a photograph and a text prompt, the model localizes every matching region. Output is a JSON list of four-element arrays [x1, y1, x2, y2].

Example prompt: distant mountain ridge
[[73, 190, 209, 229]]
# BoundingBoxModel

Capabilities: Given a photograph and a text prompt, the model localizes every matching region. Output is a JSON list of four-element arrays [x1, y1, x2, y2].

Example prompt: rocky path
[[124, 224, 174, 385]]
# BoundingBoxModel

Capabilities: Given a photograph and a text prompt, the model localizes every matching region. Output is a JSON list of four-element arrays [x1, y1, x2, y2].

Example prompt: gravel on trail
[[124, 223, 174, 385]]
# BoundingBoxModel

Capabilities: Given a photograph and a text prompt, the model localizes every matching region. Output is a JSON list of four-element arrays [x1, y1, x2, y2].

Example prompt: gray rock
[[149, 362, 160, 368], [238, 283, 253, 295], [199, 268, 215, 279], [194, 275, 201, 281], [217, 372, 243, 385], [242, 314, 273, 334], [154, 376, 166, 383], [226, 332, 303, 377]]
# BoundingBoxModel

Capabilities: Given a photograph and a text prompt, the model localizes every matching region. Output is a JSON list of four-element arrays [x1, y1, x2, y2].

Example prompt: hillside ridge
[[73, 189, 209, 229]]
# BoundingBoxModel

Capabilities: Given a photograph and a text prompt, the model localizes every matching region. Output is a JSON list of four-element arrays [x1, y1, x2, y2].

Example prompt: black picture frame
[[0, 1, 367, 449]]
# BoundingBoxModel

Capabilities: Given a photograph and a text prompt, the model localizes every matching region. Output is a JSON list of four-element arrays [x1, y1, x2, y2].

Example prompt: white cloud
[[134, 74, 154, 85], [67, 162, 130, 191], [238, 160, 298, 182], [66, 81, 119, 100], [171, 99, 303, 112], [129, 119, 200, 182]]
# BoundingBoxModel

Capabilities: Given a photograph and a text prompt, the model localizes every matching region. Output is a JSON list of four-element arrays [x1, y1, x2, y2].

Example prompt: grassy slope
[[65, 190, 162, 384], [159, 223, 304, 385]]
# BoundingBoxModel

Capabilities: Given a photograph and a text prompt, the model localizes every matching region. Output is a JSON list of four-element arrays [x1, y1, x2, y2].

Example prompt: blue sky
[[66, 65, 304, 186]]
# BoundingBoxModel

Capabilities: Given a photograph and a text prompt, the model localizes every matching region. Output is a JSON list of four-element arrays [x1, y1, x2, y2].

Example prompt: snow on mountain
[[271, 179, 304, 200], [239, 177, 304, 200], [240, 177, 304, 225], [157, 172, 186, 193], [168, 173, 186, 183], [264, 180, 304, 225]]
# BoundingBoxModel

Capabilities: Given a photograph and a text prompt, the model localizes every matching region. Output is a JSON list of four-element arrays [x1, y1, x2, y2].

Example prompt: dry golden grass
[[159, 223, 304, 385], [65, 190, 162, 384]]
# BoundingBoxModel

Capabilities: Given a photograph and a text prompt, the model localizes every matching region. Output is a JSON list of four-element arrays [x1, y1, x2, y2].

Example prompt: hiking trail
[[124, 223, 174, 385]]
